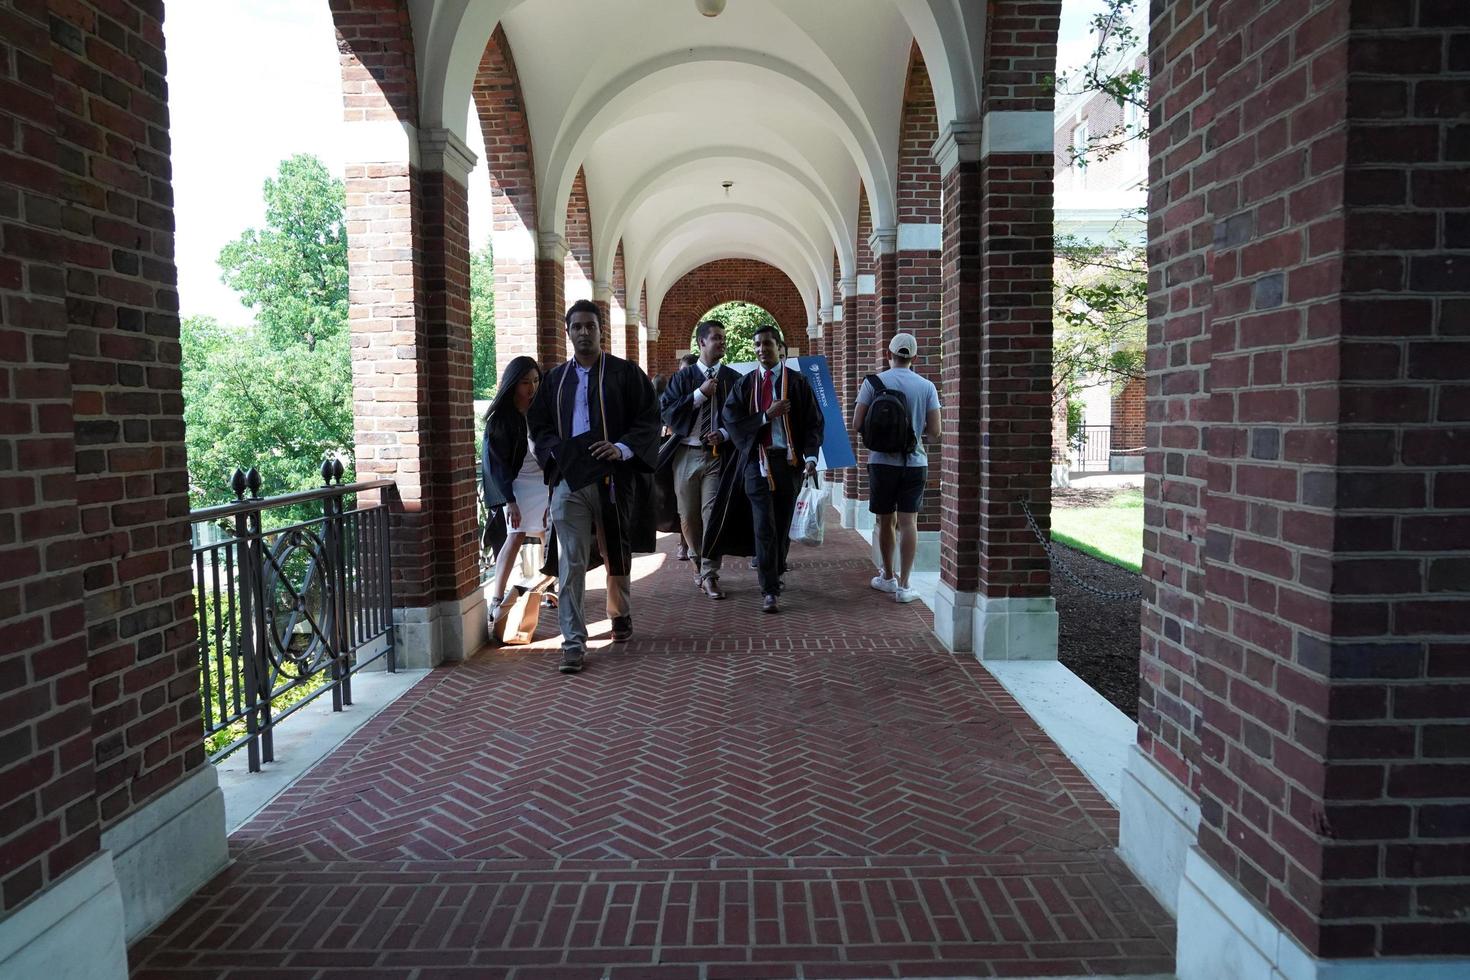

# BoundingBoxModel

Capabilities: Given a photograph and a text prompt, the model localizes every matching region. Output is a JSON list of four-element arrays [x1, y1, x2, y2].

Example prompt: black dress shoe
[[558, 649, 585, 674], [701, 578, 725, 600], [749, 556, 758, 569], [762, 594, 779, 614], [676, 544, 690, 561], [611, 615, 633, 642]]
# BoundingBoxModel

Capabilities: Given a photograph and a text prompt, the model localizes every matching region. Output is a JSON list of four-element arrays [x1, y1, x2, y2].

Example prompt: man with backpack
[[852, 332, 941, 604]]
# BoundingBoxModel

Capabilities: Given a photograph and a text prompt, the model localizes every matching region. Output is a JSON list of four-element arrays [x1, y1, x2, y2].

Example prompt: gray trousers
[[550, 482, 631, 653], [673, 443, 724, 581]]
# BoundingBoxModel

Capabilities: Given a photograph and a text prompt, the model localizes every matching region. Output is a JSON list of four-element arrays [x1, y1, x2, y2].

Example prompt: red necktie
[[759, 369, 774, 447]]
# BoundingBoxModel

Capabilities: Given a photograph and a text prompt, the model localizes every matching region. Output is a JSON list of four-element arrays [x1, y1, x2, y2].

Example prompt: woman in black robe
[[481, 356, 548, 621]]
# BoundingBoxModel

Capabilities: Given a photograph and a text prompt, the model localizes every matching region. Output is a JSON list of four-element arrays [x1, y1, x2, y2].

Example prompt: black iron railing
[[191, 463, 395, 771], [1073, 425, 1113, 472]]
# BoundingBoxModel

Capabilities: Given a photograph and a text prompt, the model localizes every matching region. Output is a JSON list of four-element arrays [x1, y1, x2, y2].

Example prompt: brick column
[[593, 280, 614, 354], [932, 110, 1057, 658], [1125, 2, 1470, 975], [536, 233, 568, 365], [835, 276, 859, 527]]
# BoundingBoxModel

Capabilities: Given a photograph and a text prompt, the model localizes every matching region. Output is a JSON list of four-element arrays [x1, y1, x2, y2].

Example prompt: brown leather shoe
[[762, 594, 779, 614], [701, 578, 725, 600]]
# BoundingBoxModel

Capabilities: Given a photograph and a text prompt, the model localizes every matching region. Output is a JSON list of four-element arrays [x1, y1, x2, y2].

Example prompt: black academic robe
[[655, 362, 755, 558], [721, 364, 825, 471], [527, 353, 661, 576]]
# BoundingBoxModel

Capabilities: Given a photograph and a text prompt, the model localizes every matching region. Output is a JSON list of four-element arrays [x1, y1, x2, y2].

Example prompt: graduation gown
[[527, 353, 661, 577], [721, 364, 826, 473], [655, 362, 755, 558]]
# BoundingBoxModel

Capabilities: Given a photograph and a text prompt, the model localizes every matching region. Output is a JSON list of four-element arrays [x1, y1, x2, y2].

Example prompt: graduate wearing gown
[[722, 325, 824, 614], [528, 300, 661, 673]]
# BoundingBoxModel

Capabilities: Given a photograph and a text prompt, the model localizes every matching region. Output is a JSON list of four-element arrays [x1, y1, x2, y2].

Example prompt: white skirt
[[508, 445, 549, 535]]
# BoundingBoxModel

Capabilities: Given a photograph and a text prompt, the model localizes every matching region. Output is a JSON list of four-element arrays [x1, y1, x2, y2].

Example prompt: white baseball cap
[[888, 332, 918, 357]]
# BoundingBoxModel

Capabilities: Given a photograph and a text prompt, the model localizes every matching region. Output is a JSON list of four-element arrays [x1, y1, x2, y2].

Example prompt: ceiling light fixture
[[722, 180, 734, 197], [696, 0, 726, 17]]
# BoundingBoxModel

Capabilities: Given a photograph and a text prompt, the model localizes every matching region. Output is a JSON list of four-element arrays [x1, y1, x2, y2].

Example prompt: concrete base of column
[[394, 590, 488, 668], [1177, 846, 1470, 980], [835, 483, 859, 528], [1118, 745, 1199, 917], [0, 852, 127, 979], [932, 580, 978, 652], [973, 595, 1058, 661], [100, 764, 228, 943]]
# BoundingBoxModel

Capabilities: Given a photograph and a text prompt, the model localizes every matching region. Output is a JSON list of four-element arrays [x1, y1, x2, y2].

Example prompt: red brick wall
[[330, 0, 420, 124], [898, 44, 943, 532], [565, 167, 595, 356], [651, 259, 807, 374], [1110, 376, 1145, 453], [849, 189, 877, 504], [613, 241, 635, 364], [473, 26, 538, 382]]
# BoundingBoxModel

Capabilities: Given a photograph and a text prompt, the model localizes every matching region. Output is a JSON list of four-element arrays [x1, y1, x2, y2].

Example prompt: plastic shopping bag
[[789, 477, 830, 547]]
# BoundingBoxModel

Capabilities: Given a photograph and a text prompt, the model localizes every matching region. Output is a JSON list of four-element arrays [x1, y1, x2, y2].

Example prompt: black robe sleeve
[[527, 362, 565, 480], [721, 370, 765, 461], [660, 364, 703, 439], [610, 358, 661, 472]]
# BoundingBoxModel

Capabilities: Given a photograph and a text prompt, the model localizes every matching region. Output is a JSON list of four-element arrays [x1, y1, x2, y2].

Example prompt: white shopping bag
[[789, 477, 830, 547]]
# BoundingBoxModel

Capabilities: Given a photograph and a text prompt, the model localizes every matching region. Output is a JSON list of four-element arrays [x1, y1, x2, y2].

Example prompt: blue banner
[[728, 355, 855, 469]]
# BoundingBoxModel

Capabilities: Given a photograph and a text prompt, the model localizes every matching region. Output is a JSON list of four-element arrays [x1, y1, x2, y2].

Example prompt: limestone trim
[[979, 110, 1053, 157], [1119, 744, 1201, 917], [417, 127, 478, 183], [0, 852, 126, 980], [933, 580, 979, 652], [868, 227, 898, 256], [99, 765, 228, 943], [932, 120, 982, 176], [897, 222, 943, 251], [856, 274, 877, 296], [972, 595, 1059, 661], [537, 232, 569, 263]]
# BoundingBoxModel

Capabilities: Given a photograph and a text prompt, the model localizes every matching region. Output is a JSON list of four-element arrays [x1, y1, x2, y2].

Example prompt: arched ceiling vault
[[411, 0, 984, 324]]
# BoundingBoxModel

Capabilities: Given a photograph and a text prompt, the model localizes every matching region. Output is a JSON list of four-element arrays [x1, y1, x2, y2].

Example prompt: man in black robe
[[528, 299, 661, 673], [722, 324, 824, 613], [658, 319, 753, 599]]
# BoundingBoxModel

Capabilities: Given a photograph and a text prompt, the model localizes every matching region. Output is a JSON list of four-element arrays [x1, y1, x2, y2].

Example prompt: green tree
[[698, 301, 774, 365], [470, 243, 497, 398], [1053, 234, 1146, 410], [218, 154, 348, 351], [185, 154, 355, 509]]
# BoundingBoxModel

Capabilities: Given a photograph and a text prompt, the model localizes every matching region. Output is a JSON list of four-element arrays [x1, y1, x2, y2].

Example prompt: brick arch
[[650, 259, 806, 376], [474, 25, 538, 380], [328, 0, 420, 126]]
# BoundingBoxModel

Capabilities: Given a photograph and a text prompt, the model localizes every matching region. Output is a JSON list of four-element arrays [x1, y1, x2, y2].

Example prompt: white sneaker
[[870, 574, 898, 594], [894, 586, 920, 604]]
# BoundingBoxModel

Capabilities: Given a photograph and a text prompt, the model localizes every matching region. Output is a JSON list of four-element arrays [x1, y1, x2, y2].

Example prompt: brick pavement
[[130, 511, 1174, 978]]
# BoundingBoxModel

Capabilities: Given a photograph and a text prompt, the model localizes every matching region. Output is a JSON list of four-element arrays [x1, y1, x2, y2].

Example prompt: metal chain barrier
[[1020, 499, 1144, 602]]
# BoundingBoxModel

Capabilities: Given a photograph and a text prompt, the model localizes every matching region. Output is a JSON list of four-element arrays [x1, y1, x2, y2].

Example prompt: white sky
[[164, 0, 1109, 324]]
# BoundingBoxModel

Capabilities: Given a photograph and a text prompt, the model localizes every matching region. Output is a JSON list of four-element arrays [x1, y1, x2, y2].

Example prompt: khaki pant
[[550, 482, 631, 653], [673, 443, 723, 581]]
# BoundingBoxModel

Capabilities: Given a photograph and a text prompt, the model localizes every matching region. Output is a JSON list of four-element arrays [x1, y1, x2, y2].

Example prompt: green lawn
[[1051, 489, 1145, 572]]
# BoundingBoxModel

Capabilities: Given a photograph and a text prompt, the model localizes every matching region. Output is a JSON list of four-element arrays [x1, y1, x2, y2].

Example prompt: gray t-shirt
[[855, 367, 940, 467]]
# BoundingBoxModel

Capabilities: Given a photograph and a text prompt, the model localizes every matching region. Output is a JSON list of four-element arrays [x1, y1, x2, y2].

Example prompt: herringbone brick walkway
[[131, 512, 1174, 979]]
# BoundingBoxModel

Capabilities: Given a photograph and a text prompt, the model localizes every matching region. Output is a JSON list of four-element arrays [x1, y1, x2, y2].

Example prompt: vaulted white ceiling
[[405, 0, 985, 334]]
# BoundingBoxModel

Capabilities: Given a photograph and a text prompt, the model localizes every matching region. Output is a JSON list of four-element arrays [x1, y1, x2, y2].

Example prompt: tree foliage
[[470, 243, 497, 398], [698, 301, 775, 365], [1053, 234, 1147, 404], [1053, 0, 1148, 168], [185, 155, 354, 509]]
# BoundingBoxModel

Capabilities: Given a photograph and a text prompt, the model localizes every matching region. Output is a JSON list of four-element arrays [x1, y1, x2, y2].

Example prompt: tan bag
[[492, 577, 552, 645]]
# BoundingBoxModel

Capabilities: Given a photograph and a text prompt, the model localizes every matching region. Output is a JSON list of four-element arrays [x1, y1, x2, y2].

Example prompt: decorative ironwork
[[191, 468, 397, 771]]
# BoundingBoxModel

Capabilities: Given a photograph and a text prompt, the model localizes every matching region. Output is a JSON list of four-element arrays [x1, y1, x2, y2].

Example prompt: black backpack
[[860, 374, 916, 454]]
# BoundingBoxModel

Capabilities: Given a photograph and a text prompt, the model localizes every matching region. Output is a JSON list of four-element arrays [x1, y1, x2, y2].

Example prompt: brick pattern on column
[[613, 241, 635, 365], [565, 167, 595, 329], [966, 1, 1059, 602], [1110, 376, 1145, 454], [329, 0, 420, 123], [652, 259, 807, 373], [938, 161, 983, 593], [898, 44, 944, 533], [1140, 0, 1213, 800], [849, 190, 876, 506], [473, 26, 538, 382], [1155, 0, 1470, 959], [825, 252, 844, 485], [0, 0, 99, 914], [420, 171, 480, 603]]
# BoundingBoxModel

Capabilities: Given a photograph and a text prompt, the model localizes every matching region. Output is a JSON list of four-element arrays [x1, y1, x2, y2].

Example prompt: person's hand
[[542, 507, 550, 529], [699, 377, 717, 398], [589, 440, 624, 462], [804, 460, 818, 479], [767, 398, 791, 420], [506, 502, 521, 527], [703, 430, 724, 447]]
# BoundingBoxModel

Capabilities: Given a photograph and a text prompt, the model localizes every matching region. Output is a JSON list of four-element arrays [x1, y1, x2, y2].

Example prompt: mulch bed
[[1050, 525, 1144, 721]]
